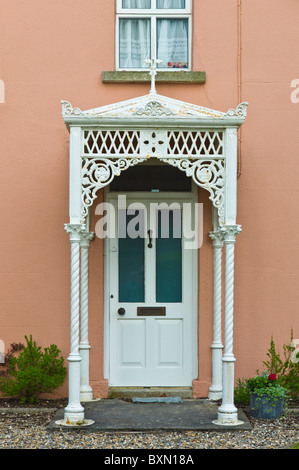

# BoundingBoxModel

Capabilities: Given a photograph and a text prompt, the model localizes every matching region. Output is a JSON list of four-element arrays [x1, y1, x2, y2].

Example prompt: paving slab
[[48, 399, 252, 432]]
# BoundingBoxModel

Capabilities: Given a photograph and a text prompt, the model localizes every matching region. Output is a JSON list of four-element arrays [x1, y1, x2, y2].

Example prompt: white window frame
[[116, 0, 192, 71]]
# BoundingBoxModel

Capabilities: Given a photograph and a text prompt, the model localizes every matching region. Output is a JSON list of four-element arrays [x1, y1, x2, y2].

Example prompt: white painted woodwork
[[208, 223, 224, 400], [80, 231, 94, 402], [224, 128, 238, 225], [62, 68, 247, 425], [108, 194, 196, 387], [64, 223, 85, 424], [115, 1, 192, 72], [213, 225, 243, 426], [69, 127, 83, 224]]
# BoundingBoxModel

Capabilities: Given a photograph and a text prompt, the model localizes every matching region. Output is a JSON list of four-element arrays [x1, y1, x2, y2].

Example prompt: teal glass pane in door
[[156, 210, 182, 302], [118, 210, 145, 302]]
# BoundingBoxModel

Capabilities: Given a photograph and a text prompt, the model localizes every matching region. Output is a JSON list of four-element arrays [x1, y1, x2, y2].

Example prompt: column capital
[[209, 230, 224, 247], [80, 231, 95, 248], [220, 224, 242, 243], [64, 223, 86, 242], [225, 126, 238, 136]]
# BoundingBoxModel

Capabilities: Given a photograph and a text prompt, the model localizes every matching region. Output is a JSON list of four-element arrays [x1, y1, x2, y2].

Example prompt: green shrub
[[0, 335, 67, 404]]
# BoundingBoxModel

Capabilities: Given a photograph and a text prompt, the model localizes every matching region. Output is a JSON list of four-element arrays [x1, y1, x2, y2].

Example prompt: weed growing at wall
[[234, 377, 251, 405]]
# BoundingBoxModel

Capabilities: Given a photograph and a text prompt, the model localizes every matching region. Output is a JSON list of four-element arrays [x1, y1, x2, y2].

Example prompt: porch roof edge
[[60, 97, 248, 130]]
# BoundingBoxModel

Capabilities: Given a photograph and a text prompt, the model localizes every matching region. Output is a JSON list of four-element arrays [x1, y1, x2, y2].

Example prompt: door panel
[[109, 194, 196, 386], [154, 319, 183, 368], [117, 319, 146, 368]]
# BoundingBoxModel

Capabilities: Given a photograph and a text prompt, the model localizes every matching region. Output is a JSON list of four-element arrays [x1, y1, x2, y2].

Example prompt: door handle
[[147, 229, 153, 248], [118, 307, 125, 316]]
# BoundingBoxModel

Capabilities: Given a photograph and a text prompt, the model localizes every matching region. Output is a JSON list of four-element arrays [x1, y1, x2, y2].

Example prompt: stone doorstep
[[48, 399, 253, 432], [108, 387, 193, 399]]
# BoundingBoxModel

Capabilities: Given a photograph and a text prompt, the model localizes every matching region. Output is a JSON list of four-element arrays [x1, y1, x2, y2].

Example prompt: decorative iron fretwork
[[83, 129, 223, 158], [81, 157, 146, 221], [61, 100, 86, 117], [167, 131, 223, 157], [140, 129, 167, 157], [83, 130, 140, 156], [133, 101, 174, 117], [162, 158, 225, 224], [225, 102, 248, 118]]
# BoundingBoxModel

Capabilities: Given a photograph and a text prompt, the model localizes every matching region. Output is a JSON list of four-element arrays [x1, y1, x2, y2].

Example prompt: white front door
[[108, 192, 197, 387]]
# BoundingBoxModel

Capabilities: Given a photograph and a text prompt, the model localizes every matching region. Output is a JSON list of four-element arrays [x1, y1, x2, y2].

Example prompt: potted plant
[[246, 371, 288, 419]]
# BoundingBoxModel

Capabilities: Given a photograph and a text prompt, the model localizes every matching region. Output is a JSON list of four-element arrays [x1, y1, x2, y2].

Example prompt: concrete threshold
[[108, 387, 193, 399]]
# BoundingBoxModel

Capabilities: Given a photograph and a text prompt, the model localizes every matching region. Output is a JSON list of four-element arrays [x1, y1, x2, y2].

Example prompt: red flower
[[268, 374, 277, 380]]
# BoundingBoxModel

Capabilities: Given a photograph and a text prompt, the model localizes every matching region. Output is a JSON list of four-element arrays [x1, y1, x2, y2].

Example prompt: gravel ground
[[0, 406, 298, 449]]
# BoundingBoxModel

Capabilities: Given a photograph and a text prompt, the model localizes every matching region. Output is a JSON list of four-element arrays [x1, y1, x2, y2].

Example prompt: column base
[[64, 353, 86, 424], [63, 403, 85, 424], [213, 417, 244, 426], [57, 403, 94, 426], [55, 418, 95, 427], [79, 343, 93, 402], [208, 387, 222, 401], [80, 386, 94, 402], [209, 342, 223, 401], [213, 405, 243, 426]]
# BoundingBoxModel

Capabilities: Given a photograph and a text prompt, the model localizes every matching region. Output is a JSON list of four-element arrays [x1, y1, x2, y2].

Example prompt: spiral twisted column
[[208, 230, 224, 400], [214, 224, 243, 426], [80, 231, 94, 401], [70, 241, 81, 353], [63, 223, 85, 424]]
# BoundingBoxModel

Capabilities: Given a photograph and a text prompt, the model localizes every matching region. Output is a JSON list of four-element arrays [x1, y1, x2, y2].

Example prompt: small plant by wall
[[263, 330, 299, 400], [0, 335, 67, 404], [235, 330, 299, 406]]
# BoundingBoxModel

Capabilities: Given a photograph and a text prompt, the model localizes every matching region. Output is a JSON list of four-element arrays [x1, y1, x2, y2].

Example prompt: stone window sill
[[102, 70, 206, 84]]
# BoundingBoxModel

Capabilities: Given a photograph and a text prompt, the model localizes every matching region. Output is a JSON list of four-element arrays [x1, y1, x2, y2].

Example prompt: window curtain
[[122, 0, 151, 8], [119, 19, 150, 68], [157, 0, 185, 8], [157, 19, 188, 68], [122, 0, 185, 8]]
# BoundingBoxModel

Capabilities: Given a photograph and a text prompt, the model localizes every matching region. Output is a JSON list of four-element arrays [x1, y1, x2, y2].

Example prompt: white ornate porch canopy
[[60, 84, 248, 427], [61, 92, 248, 226]]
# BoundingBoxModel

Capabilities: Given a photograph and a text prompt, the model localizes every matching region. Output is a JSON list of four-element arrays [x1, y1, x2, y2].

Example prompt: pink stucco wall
[[0, 0, 298, 398]]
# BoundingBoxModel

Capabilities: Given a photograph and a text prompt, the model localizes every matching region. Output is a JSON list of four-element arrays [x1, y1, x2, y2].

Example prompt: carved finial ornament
[[225, 102, 249, 119], [144, 58, 162, 95]]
